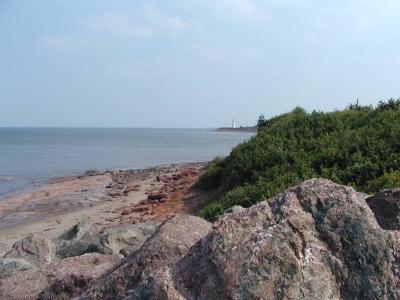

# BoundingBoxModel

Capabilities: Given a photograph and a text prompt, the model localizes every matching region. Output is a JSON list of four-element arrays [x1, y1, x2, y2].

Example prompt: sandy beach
[[0, 162, 206, 249]]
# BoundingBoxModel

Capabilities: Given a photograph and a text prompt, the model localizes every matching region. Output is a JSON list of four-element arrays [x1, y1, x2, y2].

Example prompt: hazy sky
[[0, 0, 399, 127]]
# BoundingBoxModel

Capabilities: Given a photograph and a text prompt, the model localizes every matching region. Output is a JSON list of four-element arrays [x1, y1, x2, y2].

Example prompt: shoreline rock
[[4, 234, 54, 265], [0, 162, 206, 234], [81, 179, 400, 299], [54, 217, 102, 259], [80, 214, 212, 299], [1, 179, 399, 299], [0, 217, 159, 299], [366, 188, 400, 230]]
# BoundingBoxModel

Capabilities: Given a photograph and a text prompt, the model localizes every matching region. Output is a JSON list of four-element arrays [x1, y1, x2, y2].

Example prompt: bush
[[199, 203, 225, 221], [193, 157, 224, 191], [197, 100, 400, 220], [366, 170, 400, 193]]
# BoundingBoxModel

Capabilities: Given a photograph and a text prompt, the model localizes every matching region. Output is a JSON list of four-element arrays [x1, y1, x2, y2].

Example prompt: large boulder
[[0, 258, 35, 279], [80, 179, 400, 299], [0, 242, 9, 257], [4, 234, 54, 264], [0, 253, 119, 300], [366, 188, 400, 230], [54, 217, 157, 258], [80, 214, 212, 299], [0, 217, 159, 298], [170, 179, 400, 299], [100, 222, 158, 256], [2, 179, 399, 299], [54, 217, 103, 258]]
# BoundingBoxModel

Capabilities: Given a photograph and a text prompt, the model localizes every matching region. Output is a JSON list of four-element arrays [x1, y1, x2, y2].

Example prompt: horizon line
[[0, 126, 222, 129]]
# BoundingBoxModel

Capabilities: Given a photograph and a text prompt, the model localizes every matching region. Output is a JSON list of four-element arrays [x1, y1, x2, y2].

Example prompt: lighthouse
[[232, 119, 236, 129]]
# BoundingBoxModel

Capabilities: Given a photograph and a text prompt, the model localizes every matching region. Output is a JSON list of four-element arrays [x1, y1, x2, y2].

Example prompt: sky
[[0, 0, 399, 128]]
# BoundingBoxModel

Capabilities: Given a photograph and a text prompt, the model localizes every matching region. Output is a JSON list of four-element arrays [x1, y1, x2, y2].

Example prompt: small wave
[[0, 176, 15, 182]]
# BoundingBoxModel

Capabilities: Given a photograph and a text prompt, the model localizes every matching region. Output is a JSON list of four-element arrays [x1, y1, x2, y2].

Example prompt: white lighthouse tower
[[232, 119, 236, 129]]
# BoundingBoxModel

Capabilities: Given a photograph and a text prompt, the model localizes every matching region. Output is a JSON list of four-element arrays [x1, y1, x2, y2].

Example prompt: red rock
[[147, 193, 169, 201], [172, 174, 181, 181], [131, 206, 149, 213], [181, 169, 198, 177], [123, 185, 139, 194], [108, 190, 122, 197], [161, 176, 170, 183], [121, 208, 132, 216]]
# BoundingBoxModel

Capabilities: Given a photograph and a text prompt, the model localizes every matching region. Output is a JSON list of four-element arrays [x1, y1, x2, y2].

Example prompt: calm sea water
[[0, 128, 254, 199]]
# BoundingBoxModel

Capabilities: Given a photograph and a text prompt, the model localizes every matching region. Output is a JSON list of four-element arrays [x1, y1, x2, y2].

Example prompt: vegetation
[[196, 99, 400, 220]]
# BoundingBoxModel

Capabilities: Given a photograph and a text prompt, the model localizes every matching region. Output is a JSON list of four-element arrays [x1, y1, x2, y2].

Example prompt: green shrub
[[194, 157, 224, 191], [366, 170, 400, 193], [199, 202, 225, 221], [197, 99, 400, 220]]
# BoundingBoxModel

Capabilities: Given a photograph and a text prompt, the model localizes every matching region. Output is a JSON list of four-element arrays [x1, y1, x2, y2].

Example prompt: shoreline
[[0, 160, 209, 201], [215, 127, 257, 133], [0, 161, 207, 248]]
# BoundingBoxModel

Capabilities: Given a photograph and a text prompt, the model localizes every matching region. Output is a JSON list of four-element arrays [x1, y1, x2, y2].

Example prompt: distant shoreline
[[215, 126, 257, 133], [0, 128, 252, 199]]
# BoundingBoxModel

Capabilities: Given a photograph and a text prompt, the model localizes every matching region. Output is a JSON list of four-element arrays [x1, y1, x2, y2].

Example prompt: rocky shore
[[0, 162, 206, 248], [0, 178, 399, 299]]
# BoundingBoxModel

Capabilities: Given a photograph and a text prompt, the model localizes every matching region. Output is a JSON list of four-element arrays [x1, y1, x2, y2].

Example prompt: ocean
[[0, 128, 254, 199]]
